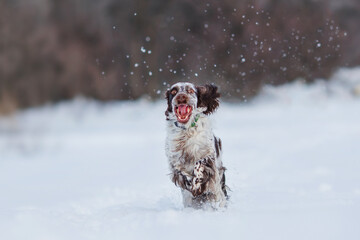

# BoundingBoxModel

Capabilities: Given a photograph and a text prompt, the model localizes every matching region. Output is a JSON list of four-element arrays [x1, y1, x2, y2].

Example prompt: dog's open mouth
[[175, 104, 193, 124]]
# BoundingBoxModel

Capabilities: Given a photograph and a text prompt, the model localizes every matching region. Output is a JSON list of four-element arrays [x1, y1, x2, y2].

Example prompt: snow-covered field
[[1, 68, 360, 240]]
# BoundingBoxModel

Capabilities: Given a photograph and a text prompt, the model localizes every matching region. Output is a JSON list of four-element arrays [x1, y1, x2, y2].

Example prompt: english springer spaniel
[[165, 82, 228, 209]]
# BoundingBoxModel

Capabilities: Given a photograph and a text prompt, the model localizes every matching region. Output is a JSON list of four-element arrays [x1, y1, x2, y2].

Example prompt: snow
[[1, 68, 360, 239]]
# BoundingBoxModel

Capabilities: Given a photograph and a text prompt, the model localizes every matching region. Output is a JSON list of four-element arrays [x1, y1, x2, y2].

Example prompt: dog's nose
[[176, 94, 188, 104]]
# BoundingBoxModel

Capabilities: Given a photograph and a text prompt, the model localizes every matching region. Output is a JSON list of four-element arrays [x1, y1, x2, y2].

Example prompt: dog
[[165, 82, 228, 209]]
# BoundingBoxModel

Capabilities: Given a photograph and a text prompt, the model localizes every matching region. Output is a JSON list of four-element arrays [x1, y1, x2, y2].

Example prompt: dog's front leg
[[171, 170, 193, 192], [191, 156, 216, 197]]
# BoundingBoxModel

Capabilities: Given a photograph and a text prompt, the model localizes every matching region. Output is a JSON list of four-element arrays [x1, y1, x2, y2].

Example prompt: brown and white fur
[[165, 82, 228, 209]]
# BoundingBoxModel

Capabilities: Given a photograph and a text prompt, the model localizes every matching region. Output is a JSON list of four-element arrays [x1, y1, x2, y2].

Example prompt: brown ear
[[196, 84, 220, 115], [165, 89, 173, 117]]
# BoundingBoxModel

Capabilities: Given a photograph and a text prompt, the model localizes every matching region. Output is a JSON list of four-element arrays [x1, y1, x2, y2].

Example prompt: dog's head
[[165, 82, 220, 125]]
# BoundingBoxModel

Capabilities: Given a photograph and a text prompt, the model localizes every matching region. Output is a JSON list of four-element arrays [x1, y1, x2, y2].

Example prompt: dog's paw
[[172, 170, 192, 190]]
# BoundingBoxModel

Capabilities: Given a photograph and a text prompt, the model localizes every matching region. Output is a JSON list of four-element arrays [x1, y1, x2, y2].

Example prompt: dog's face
[[165, 82, 220, 125], [166, 82, 198, 124]]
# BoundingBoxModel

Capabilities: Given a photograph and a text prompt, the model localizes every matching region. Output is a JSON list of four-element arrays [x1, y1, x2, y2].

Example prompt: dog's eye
[[187, 89, 195, 94], [171, 89, 177, 95]]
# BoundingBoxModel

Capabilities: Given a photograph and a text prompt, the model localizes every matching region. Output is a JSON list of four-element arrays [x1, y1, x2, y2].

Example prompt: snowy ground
[[1, 68, 360, 240]]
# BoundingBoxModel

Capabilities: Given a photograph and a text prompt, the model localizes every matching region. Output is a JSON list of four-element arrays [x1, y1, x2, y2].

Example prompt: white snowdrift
[[0, 68, 360, 240]]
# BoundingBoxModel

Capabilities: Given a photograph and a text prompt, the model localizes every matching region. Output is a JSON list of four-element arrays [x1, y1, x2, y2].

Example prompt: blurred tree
[[0, 0, 356, 113]]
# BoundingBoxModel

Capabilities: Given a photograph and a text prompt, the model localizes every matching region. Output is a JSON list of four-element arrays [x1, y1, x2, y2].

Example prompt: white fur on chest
[[166, 117, 215, 174]]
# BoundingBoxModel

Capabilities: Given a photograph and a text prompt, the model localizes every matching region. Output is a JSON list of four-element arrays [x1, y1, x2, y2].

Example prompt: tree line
[[0, 0, 359, 113]]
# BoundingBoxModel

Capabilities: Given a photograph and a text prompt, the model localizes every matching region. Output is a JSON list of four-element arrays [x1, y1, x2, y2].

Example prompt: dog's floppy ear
[[165, 89, 173, 118], [196, 84, 220, 115]]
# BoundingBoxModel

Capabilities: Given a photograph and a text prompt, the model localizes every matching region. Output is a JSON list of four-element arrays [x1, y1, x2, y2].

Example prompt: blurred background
[[1, 0, 360, 114], [1, 1, 360, 239]]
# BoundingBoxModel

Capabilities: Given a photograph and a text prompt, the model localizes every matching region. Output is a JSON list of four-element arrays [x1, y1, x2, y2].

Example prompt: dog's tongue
[[178, 105, 189, 116]]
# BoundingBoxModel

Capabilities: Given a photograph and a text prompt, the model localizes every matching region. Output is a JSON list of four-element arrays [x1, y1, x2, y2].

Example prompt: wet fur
[[165, 82, 228, 209]]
